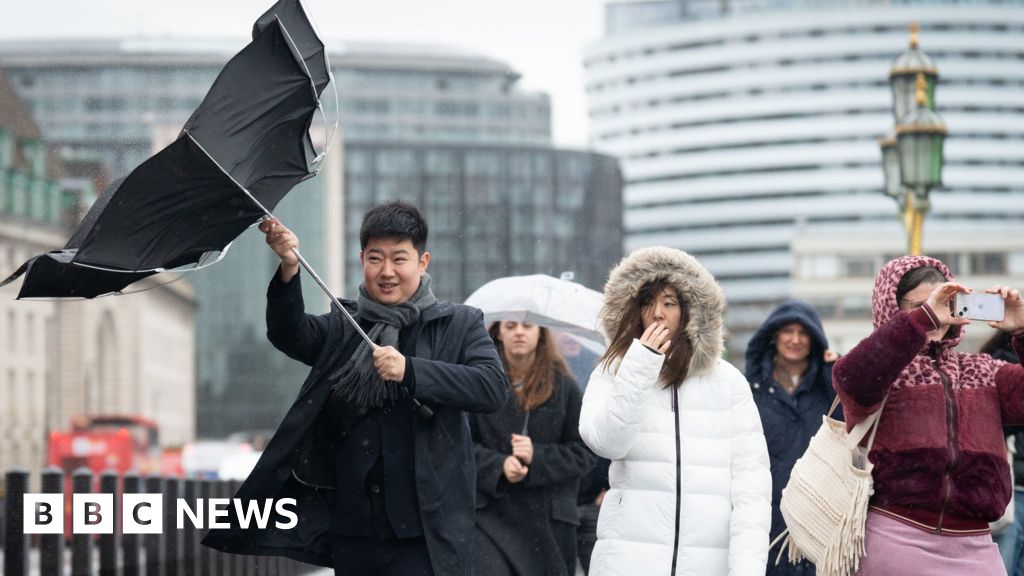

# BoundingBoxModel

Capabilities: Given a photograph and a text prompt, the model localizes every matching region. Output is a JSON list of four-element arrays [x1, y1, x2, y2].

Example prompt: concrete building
[[0, 70, 196, 481], [585, 0, 1024, 356], [790, 221, 1024, 354]]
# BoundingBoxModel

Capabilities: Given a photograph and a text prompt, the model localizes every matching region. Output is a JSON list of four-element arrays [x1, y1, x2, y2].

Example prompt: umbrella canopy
[[464, 274, 607, 345], [1, 0, 333, 299]]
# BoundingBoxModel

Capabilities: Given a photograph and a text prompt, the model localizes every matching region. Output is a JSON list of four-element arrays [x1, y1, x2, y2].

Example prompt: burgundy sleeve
[[833, 308, 933, 428], [997, 333, 1024, 426]]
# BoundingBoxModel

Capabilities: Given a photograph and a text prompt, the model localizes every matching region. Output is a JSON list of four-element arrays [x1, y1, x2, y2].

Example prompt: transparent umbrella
[[465, 274, 606, 345]]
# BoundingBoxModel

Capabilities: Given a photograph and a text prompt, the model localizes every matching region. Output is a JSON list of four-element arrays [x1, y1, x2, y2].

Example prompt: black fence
[[2, 467, 317, 576]]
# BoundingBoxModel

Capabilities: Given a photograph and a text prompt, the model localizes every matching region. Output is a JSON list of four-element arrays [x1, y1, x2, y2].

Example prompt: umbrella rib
[[185, 131, 376, 349], [272, 13, 337, 167]]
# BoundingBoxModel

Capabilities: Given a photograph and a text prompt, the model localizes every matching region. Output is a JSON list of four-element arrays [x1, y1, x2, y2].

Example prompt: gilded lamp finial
[[909, 22, 919, 48]]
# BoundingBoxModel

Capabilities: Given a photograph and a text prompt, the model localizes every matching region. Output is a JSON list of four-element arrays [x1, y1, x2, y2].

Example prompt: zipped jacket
[[834, 255, 1024, 530], [579, 247, 771, 576]]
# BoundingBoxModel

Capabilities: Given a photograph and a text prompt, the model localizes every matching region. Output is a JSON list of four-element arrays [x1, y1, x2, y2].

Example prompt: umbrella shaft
[[291, 247, 376, 348]]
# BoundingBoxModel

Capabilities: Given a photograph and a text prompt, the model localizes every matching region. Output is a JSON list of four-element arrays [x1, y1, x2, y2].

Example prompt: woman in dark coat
[[472, 321, 594, 576], [745, 299, 839, 576]]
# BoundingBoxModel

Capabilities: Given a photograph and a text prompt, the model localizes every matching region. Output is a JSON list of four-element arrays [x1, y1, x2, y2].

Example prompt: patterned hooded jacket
[[833, 255, 1024, 532]]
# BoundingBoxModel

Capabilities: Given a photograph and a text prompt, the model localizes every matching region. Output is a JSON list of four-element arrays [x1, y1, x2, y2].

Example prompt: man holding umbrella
[[202, 201, 508, 575]]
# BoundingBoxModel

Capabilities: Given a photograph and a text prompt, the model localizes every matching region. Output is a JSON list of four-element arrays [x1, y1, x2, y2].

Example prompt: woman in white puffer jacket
[[580, 247, 771, 576]]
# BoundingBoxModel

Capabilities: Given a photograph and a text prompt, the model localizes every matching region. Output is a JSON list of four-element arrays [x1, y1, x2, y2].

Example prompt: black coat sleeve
[[265, 268, 331, 367], [470, 414, 511, 498], [410, 307, 509, 413], [525, 377, 594, 488]]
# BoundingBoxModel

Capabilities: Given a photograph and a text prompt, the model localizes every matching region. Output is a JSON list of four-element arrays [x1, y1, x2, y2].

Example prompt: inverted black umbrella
[[2, 1, 320, 291], [58, 9, 322, 273], [1, 0, 374, 346]]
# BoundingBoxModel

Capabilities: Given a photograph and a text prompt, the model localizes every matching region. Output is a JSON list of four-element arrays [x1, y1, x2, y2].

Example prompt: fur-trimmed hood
[[601, 246, 725, 378]]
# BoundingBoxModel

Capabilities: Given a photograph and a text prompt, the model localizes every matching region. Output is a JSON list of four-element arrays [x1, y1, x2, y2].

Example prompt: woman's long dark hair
[[599, 279, 693, 389], [489, 322, 572, 410]]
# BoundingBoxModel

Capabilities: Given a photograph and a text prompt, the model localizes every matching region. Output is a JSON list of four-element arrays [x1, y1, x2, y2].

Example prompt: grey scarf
[[327, 273, 437, 407]]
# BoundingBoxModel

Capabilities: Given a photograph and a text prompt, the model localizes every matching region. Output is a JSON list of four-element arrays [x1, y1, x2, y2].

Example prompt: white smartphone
[[954, 292, 1005, 322]]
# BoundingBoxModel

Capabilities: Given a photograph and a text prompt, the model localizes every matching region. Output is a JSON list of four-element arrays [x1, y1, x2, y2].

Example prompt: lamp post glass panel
[[881, 23, 946, 256]]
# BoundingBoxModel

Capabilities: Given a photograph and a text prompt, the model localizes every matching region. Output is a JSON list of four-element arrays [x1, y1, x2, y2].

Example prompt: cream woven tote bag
[[772, 397, 886, 576]]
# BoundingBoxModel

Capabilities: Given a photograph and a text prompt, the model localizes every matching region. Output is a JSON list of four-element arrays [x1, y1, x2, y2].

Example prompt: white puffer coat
[[580, 247, 771, 576]]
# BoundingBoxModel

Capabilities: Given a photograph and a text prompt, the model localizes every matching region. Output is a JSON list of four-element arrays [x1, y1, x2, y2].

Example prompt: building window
[[843, 256, 876, 278], [0, 128, 12, 170], [26, 313, 34, 356], [7, 310, 14, 353], [7, 369, 16, 421], [930, 253, 961, 275], [970, 252, 1007, 275]]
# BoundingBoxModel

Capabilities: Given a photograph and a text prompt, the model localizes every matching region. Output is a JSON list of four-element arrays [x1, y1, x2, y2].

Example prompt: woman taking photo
[[472, 320, 594, 576], [833, 255, 1024, 575], [579, 246, 771, 576]]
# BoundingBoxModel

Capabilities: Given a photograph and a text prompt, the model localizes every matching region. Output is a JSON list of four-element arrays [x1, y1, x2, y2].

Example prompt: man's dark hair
[[359, 201, 428, 254]]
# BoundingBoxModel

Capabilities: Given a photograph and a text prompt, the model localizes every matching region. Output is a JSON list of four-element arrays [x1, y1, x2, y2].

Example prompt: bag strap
[[844, 395, 889, 451], [768, 529, 790, 565]]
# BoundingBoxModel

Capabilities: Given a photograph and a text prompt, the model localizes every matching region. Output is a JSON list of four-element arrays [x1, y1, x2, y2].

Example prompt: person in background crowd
[[833, 255, 1024, 576], [472, 320, 594, 576], [579, 246, 771, 576], [746, 300, 841, 576], [986, 331, 1024, 576]]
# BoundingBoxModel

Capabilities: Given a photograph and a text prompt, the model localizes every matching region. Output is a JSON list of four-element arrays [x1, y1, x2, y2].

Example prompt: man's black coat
[[202, 273, 509, 574]]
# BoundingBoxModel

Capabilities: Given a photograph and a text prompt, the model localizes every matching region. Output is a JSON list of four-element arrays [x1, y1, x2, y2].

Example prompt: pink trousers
[[855, 511, 1005, 576]]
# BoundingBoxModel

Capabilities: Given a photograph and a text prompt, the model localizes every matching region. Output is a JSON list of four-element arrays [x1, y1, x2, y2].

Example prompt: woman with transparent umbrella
[[470, 320, 594, 576]]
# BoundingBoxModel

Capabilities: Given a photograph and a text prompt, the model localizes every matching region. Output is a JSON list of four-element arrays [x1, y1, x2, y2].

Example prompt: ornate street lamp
[[879, 24, 946, 255], [889, 23, 938, 120], [879, 132, 901, 199]]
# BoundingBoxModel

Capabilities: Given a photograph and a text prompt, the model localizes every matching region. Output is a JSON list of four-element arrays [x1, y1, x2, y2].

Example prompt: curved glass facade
[[343, 143, 623, 302], [586, 1, 1024, 352]]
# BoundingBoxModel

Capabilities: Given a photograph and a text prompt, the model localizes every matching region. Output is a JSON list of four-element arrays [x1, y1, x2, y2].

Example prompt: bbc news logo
[[23, 494, 298, 534]]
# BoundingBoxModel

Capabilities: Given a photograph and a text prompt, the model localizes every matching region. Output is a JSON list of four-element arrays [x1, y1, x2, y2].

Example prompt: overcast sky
[[2, 0, 608, 148]]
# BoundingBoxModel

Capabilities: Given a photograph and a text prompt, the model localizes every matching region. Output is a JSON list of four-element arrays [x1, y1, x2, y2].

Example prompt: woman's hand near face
[[925, 282, 973, 329], [986, 285, 1024, 333], [639, 321, 672, 355]]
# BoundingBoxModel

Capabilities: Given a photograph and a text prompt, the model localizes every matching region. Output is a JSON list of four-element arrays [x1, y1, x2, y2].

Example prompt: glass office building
[[344, 143, 621, 302]]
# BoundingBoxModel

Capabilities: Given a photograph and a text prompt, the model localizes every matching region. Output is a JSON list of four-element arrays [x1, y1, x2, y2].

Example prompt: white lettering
[[208, 498, 231, 529], [274, 498, 298, 529], [176, 498, 204, 529], [233, 498, 274, 529]]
